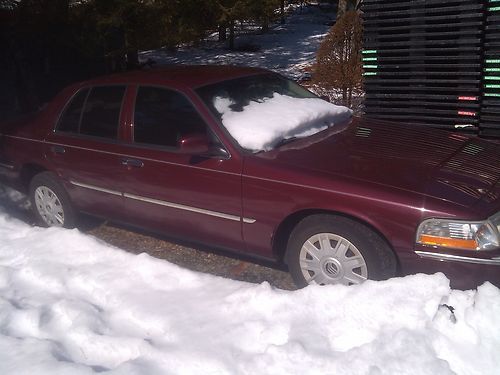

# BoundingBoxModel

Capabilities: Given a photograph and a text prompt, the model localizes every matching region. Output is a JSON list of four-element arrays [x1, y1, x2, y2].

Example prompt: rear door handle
[[121, 158, 144, 168], [50, 145, 66, 154]]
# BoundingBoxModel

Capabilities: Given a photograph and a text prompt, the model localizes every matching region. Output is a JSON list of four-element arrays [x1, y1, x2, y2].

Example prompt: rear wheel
[[29, 172, 76, 228], [286, 214, 397, 288]]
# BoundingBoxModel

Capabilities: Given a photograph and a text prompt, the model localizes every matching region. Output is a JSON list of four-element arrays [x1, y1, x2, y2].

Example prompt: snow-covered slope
[[1, 204, 499, 375], [140, 5, 333, 80]]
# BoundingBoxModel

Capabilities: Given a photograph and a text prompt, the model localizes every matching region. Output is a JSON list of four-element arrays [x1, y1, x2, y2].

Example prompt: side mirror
[[178, 133, 210, 154]]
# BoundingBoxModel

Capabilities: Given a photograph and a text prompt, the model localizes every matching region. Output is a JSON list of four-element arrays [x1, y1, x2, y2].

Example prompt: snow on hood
[[214, 93, 352, 151], [1, 196, 500, 374]]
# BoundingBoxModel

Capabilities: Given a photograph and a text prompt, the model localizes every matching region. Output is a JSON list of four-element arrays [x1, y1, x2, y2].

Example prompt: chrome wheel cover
[[34, 186, 65, 227], [299, 233, 368, 285]]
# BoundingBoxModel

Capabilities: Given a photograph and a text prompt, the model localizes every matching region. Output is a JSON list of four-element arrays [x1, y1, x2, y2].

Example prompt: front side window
[[80, 86, 126, 139], [133, 86, 208, 148]]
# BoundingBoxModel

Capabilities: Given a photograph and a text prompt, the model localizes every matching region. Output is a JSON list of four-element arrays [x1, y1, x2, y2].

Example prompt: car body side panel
[[0, 85, 87, 188], [40, 84, 132, 220], [241, 155, 479, 260], [0, 135, 49, 189], [113, 84, 245, 251], [118, 150, 245, 250], [43, 132, 129, 220]]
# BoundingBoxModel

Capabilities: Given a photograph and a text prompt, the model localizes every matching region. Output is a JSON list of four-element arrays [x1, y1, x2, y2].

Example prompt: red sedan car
[[1, 66, 499, 289]]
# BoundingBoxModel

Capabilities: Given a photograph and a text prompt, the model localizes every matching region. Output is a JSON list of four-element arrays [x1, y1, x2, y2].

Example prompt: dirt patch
[[84, 221, 296, 290]]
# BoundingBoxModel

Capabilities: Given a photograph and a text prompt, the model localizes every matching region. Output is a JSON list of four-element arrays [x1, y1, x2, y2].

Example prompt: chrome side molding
[[69, 180, 256, 224], [415, 250, 500, 266], [70, 180, 121, 196], [0, 162, 14, 170]]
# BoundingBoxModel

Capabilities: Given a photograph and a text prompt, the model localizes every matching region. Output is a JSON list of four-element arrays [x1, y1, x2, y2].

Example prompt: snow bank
[[215, 93, 352, 151], [1, 207, 500, 375]]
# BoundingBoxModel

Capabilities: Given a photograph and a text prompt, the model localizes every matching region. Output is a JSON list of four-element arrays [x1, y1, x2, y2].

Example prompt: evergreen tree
[[90, 0, 167, 69], [245, 0, 279, 32], [175, 0, 219, 45], [215, 0, 246, 49]]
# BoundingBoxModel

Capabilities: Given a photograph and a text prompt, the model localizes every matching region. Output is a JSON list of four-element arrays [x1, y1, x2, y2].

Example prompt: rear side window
[[57, 88, 89, 133], [134, 86, 207, 148], [80, 86, 126, 139]]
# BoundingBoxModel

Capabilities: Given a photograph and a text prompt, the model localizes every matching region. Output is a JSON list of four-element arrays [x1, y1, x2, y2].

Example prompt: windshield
[[196, 73, 352, 152]]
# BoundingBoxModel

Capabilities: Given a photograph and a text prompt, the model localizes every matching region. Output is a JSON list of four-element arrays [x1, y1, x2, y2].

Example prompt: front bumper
[[400, 246, 500, 290]]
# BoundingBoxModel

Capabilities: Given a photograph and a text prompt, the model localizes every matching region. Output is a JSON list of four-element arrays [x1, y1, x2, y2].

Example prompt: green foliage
[[0, 0, 18, 9], [90, 0, 166, 52], [175, 0, 219, 43], [244, 0, 280, 31], [0, 0, 304, 120], [2, 0, 289, 113], [217, 0, 245, 21]]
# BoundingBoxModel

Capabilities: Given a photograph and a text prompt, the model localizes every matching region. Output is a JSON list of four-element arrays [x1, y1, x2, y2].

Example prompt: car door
[[117, 85, 245, 251], [44, 85, 129, 220]]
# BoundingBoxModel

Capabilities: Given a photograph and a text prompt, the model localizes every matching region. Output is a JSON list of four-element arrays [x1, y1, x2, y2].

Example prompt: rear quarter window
[[80, 86, 126, 139], [56, 86, 126, 140], [57, 88, 89, 133]]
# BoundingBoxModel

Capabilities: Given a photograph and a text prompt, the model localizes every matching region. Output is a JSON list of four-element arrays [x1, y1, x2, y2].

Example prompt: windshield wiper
[[274, 136, 298, 148]]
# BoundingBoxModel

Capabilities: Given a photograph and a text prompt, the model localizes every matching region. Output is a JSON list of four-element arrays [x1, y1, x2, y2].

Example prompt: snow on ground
[[214, 93, 351, 151], [1, 198, 500, 374], [2, 4, 499, 374], [3, 4, 497, 373], [140, 5, 334, 80]]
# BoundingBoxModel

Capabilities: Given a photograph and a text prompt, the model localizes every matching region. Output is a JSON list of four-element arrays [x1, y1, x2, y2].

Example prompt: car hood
[[258, 117, 500, 213]]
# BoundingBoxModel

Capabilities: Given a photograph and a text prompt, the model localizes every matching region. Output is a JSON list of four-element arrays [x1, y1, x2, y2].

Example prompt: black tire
[[285, 214, 397, 288], [29, 172, 77, 228]]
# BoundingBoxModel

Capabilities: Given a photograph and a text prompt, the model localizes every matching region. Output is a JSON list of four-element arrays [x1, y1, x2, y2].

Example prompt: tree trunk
[[12, 46, 39, 113], [262, 19, 269, 33], [228, 20, 235, 50], [342, 87, 348, 106], [280, 0, 285, 24], [218, 24, 227, 41], [337, 0, 347, 19], [126, 49, 139, 70], [123, 31, 139, 70]]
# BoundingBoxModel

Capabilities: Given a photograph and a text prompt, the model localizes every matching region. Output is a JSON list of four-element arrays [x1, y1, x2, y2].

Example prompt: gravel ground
[[84, 221, 296, 290], [0, 187, 295, 290]]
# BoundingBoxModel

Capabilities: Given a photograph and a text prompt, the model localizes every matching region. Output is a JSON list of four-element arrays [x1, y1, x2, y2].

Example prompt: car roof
[[81, 65, 271, 89]]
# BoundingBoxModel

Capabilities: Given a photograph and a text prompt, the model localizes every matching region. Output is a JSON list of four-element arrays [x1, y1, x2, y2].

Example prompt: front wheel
[[285, 214, 397, 288], [29, 172, 77, 228]]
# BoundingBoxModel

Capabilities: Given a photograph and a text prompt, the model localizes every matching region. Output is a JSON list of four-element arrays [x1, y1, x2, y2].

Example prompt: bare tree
[[337, 0, 347, 19], [314, 11, 363, 107], [337, 0, 361, 19]]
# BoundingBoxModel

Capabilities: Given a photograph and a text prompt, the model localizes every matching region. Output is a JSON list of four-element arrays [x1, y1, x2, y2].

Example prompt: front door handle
[[121, 158, 144, 168], [50, 145, 66, 154]]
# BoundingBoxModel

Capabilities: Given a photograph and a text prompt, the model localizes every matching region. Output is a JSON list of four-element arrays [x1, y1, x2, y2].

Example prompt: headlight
[[416, 213, 500, 251]]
